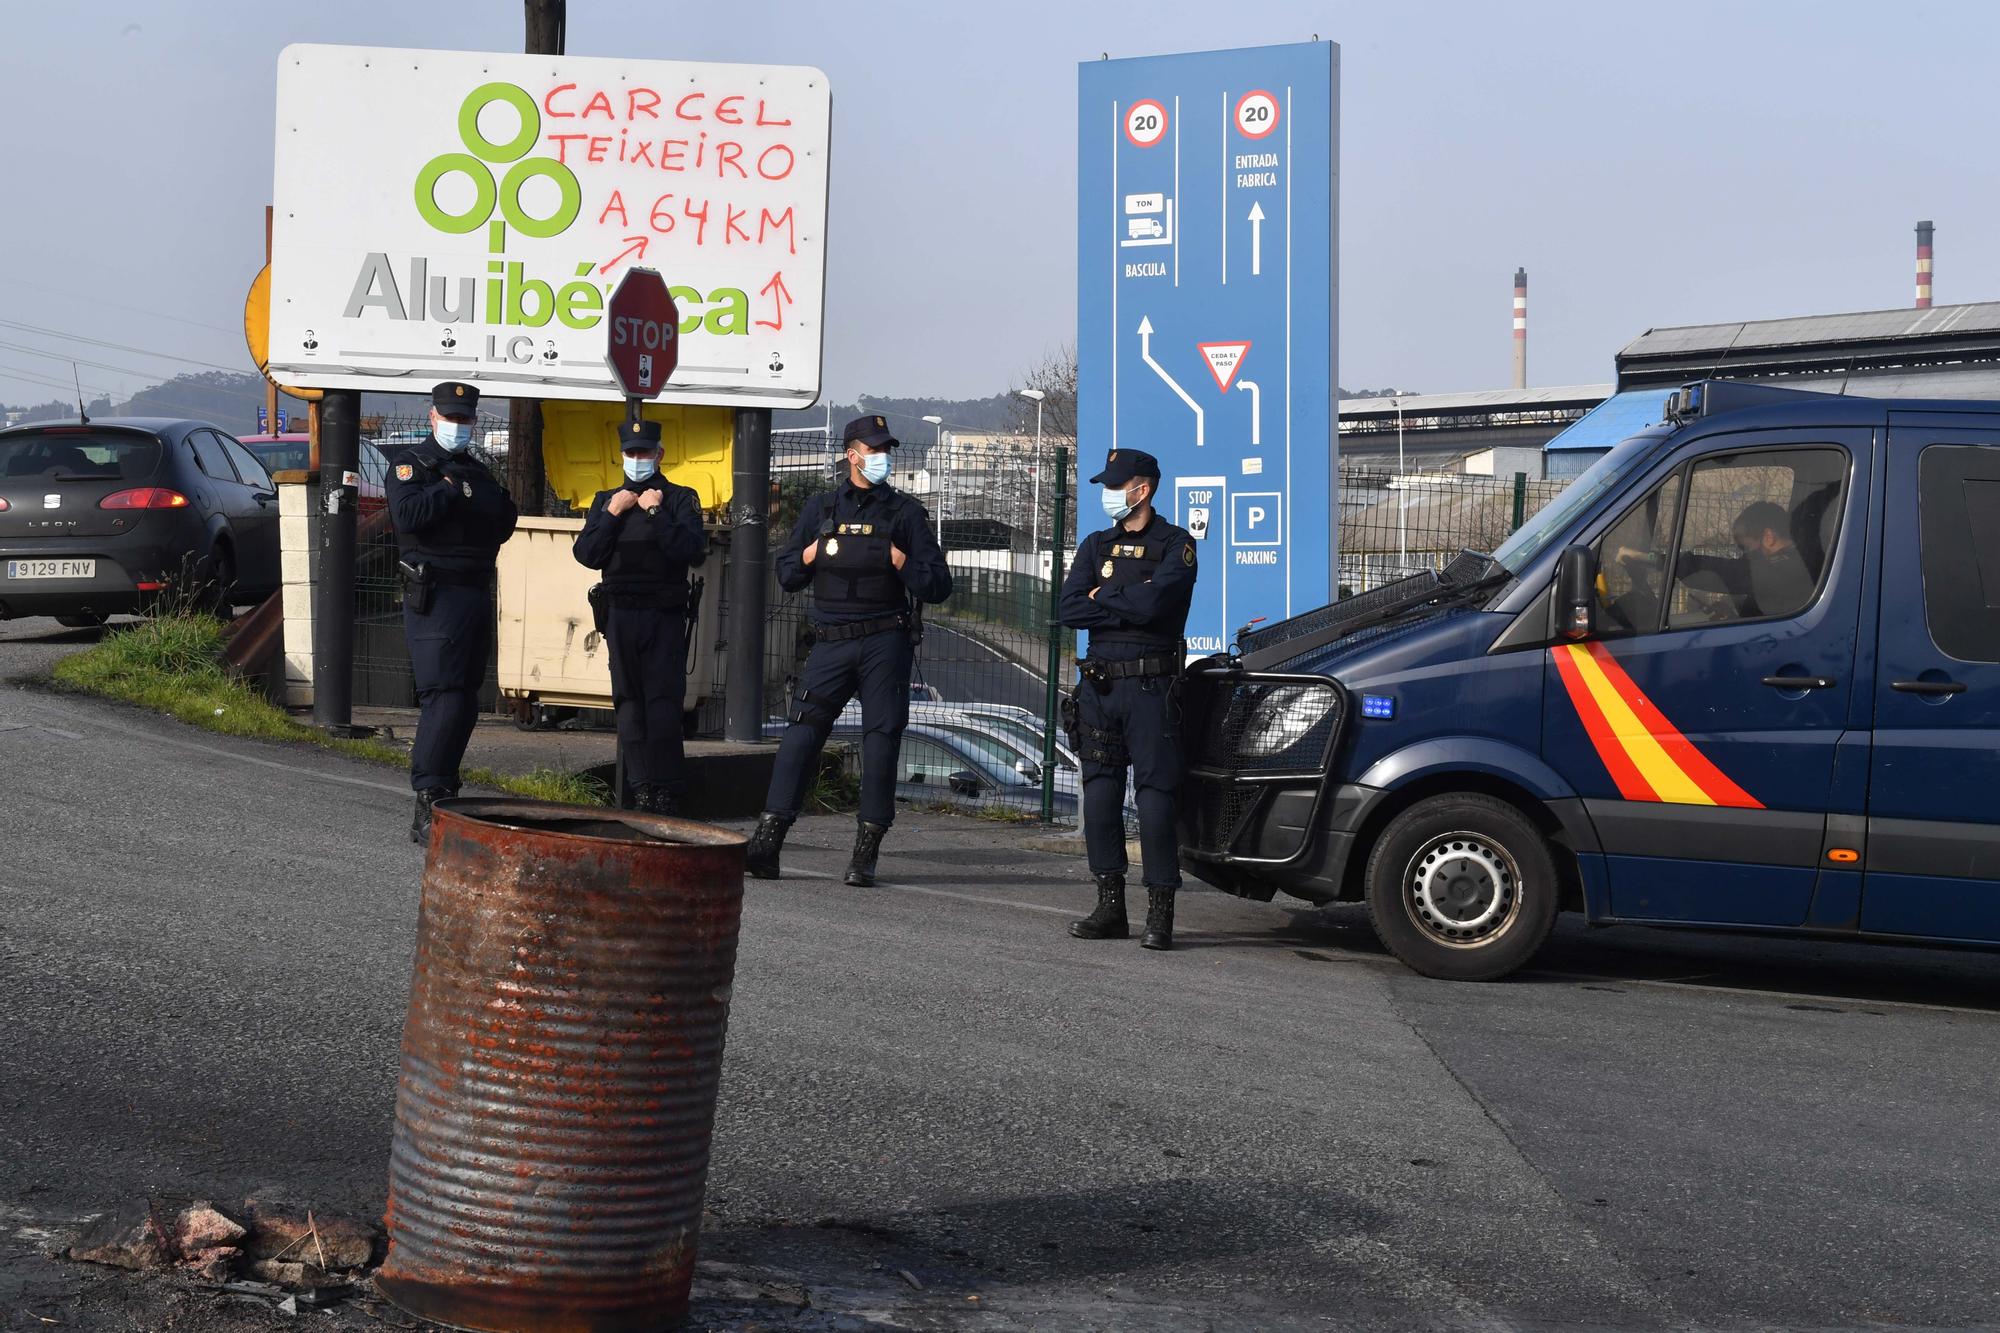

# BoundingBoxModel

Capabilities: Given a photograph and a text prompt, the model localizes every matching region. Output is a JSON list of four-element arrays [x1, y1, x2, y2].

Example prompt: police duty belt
[[1079, 653, 1180, 683], [811, 610, 912, 643]]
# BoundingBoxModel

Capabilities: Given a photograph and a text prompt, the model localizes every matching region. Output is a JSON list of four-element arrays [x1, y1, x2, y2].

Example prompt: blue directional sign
[[1078, 42, 1338, 656]]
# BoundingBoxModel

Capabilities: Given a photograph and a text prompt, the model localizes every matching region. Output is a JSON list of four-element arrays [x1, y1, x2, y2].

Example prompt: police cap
[[841, 414, 898, 449], [622, 420, 663, 450], [432, 381, 479, 415], [1089, 448, 1161, 486]]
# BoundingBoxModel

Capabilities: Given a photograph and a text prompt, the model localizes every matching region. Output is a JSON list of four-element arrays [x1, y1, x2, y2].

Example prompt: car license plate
[[5, 559, 95, 580]]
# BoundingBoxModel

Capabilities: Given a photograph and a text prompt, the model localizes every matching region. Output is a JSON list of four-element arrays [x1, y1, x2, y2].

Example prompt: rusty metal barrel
[[377, 798, 746, 1332]]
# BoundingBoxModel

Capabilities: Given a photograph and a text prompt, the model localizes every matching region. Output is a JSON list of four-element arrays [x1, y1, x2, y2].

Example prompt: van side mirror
[[1556, 546, 1598, 641], [948, 770, 986, 797]]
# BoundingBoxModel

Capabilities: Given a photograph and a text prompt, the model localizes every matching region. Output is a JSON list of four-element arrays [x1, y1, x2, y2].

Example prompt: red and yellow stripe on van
[[1551, 642, 1763, 809]]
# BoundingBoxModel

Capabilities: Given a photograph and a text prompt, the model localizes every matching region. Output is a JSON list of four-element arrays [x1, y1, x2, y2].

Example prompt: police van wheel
[[1363, 794, 1559, 982]]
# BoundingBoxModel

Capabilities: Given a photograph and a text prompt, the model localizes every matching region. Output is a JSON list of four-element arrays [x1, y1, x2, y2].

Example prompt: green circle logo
[[415, 84, 581, 238]]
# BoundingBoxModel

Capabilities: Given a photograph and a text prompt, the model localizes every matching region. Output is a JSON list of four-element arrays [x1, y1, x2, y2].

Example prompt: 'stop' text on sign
[[268, 45, 831, 409]]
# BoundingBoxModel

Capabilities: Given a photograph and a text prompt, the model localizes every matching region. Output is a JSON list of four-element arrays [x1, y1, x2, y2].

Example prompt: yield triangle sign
[[1198, 340, 1252, 392]]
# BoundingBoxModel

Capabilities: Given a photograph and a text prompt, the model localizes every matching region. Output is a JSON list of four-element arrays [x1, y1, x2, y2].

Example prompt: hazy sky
[[3, 0, 1996, 416]]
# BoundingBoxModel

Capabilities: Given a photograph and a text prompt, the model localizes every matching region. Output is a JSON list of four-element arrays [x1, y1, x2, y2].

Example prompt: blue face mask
[[434, 418, 474, 451], [859, 451, 892, 485], [623, 453, 660, 483], [1101, 485, 1136, 522]]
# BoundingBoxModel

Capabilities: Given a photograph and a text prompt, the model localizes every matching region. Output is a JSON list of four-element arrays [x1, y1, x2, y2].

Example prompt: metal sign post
[[1078, 43, 1339, 654]]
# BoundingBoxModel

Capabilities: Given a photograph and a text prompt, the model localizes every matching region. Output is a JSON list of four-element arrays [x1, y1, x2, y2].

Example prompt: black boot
[[1141, 886, 1177, 951], [844, 820, 889, 887], [745, 812, 792, 880], [410, 787, 451, 845], [637, 783, 679, 817], [1069, 873, 1129, 940], [631, 782, 657, 813]]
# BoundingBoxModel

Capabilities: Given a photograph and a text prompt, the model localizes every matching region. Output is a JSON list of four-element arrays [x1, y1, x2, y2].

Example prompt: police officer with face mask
[[1059, 448, 1197, 950], [573, 420, 709, 815], [745, 415, 953, 885], [386, 382, 520, 842]]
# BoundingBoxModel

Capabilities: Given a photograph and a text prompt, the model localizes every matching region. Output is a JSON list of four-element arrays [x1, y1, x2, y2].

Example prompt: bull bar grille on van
[[1181, 666, 1345, 865]]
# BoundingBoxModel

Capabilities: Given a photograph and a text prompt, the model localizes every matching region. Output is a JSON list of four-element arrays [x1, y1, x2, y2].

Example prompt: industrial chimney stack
[[1512, 268, 1527, 389], [1915, 221, 1934, 308]]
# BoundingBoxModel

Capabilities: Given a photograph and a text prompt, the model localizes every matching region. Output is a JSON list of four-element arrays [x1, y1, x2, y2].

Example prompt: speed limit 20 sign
[[1234, 89, 1279, 139], [1124, 98, 1168, 148]]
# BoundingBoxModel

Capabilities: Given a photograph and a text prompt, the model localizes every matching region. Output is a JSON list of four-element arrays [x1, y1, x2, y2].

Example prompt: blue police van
[[1179, 380, 2000, 980]]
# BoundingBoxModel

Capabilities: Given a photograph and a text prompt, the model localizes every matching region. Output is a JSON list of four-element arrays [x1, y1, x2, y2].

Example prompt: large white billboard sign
[[269, 44, 830, 408]]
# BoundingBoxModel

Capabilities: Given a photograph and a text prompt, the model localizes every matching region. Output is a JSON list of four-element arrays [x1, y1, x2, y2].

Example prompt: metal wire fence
[[1336, 463, 1571, 593], [333, 420, 1582, 822]]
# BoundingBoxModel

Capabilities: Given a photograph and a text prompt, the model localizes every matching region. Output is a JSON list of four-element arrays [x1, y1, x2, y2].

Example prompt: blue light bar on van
[[1360, 695, 1396, 720]]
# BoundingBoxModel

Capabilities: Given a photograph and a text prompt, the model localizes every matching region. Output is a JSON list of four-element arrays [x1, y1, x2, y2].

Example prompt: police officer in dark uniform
[[745, 415, 953, 885], [386, 382, 519, 842], [572, 420, 709, 815], [1059, 448, 1197, 949]]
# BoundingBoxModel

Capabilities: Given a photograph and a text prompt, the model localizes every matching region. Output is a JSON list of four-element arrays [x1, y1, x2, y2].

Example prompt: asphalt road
[[5, 614, 2000, 1330], [915, 622, 1047, 711]]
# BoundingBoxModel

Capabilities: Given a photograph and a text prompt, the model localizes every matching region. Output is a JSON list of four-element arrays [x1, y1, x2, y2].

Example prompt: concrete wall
[[278, 482, 315, 708]]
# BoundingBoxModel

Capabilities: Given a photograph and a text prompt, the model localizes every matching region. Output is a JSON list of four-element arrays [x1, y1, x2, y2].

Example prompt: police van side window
[[1594, 472, 1684, 637], [1918, 444, 2000, 662], [1664, 448, 1845, 629]]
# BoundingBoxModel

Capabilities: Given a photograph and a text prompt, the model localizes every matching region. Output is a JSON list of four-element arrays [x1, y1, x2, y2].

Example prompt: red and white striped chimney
[[1512, 267, 1527, 389], [1915, 221, 1934, 308]]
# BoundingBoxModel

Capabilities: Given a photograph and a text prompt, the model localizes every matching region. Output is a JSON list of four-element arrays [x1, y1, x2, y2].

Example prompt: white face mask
[[858, 451, 892, 485], [433, 418, 474, 451], [622, 453, 660, 483], [1101, 485, 1137, 522]]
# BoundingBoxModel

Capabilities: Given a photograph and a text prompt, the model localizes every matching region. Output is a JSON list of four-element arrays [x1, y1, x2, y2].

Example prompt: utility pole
[[313, 390, 361, 732], [505, 0, 566, 514], [724, 409, 771, 742]]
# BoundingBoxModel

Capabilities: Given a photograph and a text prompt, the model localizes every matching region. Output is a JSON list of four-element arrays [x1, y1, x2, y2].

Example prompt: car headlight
[[1236, 684, 1337, 758]]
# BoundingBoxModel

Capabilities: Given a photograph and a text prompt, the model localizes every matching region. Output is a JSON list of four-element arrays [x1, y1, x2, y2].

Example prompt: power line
[[0, 317, 249, 374], [0, 363, 121, 400], [0, 342, 271, 410], [0, 277, 241, 337]]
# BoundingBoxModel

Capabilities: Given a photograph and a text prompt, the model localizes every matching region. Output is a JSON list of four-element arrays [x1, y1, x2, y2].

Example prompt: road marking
[[1520, 966, 2000, 1021], [5, 691, 412, 798], [0, 720, 82, 739], [756, 873, 1076, 917]]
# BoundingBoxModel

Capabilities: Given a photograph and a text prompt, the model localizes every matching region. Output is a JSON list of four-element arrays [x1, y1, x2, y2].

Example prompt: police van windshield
[[1490, 430, 1668, 576]]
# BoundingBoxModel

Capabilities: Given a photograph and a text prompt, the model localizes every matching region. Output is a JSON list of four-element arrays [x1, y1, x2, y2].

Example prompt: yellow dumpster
[[495, 518, 723, 722]]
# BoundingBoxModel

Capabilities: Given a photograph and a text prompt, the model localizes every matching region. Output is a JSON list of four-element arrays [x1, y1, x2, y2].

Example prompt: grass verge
[[50, 614, 607, 806]]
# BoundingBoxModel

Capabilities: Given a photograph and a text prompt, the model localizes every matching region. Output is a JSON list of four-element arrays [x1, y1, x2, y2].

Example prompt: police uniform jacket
[[573, 477, 708, 608], [386, 438, 520, 576], [775, 480, 953, 626], [1059, 513, 1198, 660]]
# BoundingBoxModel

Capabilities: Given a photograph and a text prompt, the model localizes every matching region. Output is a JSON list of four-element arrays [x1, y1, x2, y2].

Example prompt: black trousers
[[1077, 673, 1183, 891], [406, 581, 492, 793], [764, 628, 914, 826], [606, 603, 689, 791]]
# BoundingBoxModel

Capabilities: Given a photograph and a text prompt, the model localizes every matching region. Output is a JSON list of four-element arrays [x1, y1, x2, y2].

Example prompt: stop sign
[[605, 267, 679, 398]]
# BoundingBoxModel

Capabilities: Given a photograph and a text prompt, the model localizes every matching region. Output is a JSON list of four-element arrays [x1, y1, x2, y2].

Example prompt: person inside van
[[1680, 500, 1816, 619]]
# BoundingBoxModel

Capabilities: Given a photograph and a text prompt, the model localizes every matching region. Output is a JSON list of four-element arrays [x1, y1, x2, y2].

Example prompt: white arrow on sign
[[1248, 202, 1265, 276], [1237, 379, 1261, 445], [1138, 316, 1204, 447]]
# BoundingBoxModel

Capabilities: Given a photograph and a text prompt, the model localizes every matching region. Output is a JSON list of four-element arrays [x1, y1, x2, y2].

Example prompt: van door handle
[[1892, 679, 1966, 696], [1762, 676, 1837, 690]]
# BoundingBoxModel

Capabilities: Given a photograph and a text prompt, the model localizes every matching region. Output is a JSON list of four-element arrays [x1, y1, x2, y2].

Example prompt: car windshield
[[248, 442, 310, 472], [0, 430, 160, 482], [1489, 429, 1669, 575], [934, 729, 1036, 783]]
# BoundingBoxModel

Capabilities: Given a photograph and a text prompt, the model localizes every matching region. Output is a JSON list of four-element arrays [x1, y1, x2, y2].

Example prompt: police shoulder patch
[[1182, 543, 1195, 566], [395, 463, 414, 481]]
